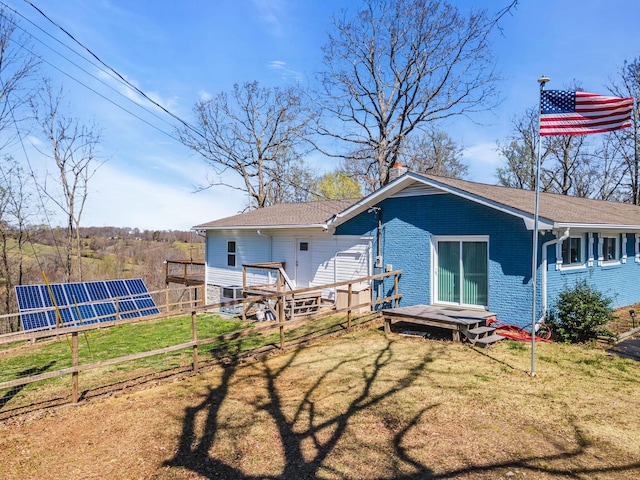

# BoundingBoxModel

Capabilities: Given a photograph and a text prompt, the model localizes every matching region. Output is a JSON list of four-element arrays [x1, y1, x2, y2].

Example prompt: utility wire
[[22, 0, 206, 140], [0, 6, 181, 134]]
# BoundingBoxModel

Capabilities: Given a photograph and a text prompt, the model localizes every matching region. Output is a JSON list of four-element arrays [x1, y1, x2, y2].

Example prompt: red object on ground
[[486, 318, 553, 343]]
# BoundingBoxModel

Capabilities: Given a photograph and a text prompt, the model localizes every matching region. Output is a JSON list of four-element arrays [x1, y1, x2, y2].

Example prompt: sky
[[4, 0, 640, 231]]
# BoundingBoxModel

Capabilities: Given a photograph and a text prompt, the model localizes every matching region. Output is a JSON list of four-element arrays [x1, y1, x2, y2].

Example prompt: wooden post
[[72, 331, 79, 403], [347, 282, 353, 332], [242, 266, 248, 321], [394, 274, 399, 308], [191, 311, 199, 374], [165, 286, 170, 313], [278, 272, 285, 349]]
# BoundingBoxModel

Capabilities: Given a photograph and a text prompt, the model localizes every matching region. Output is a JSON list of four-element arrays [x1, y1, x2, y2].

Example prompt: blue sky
[[5, 0, 640, 230]]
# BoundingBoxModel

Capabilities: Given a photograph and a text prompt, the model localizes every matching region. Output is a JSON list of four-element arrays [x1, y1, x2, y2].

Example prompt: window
[[561, 236, 583, 266], [299, 242, 309, 251], [602, 236, 618, 262], [435, 238, 488, 307], [227, 241, 236, 267]]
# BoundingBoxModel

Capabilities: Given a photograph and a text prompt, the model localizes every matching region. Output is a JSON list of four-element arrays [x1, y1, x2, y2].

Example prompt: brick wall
[[336, 193, 537, 326]]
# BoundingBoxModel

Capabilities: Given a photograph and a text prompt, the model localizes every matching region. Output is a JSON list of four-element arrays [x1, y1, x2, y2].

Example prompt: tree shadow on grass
[[165, 337, 640, 479], [0, 361, 57, 412]]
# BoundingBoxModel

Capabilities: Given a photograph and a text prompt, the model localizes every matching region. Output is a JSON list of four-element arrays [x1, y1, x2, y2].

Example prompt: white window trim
[[636, 234, 640, 263], [431, 235, 490, 309], [588, 232, 594, 267], [598, 234, 621, 266], [558, 234, 586, 271], [227, 240, 237, 268]]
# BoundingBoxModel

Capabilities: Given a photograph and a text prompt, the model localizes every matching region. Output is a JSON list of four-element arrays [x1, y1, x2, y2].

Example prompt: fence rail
[[0, 270, 402, 415]]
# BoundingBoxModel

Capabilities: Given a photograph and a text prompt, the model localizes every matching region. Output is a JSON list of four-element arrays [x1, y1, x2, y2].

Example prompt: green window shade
[[438, 241, 460, 303], [462, 241, 488, 306]]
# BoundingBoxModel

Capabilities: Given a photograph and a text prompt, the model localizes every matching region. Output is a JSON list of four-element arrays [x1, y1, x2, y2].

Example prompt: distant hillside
[[0, 226, 205, 318]]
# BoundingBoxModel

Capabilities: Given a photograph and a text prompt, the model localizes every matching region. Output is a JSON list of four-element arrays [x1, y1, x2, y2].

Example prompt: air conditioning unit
[[220, 285, 244, 314]]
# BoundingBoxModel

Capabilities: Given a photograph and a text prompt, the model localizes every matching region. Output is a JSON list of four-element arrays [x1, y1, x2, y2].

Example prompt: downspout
[[538, 227, 570, 328]]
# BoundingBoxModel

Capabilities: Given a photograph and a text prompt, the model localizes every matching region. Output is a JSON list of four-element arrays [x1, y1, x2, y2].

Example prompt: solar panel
[[65, 283, 90, 304], [106, 279, 128, 298], [86, 281, 110, 301], [125, 278, 147, 295], [15, 278, 159, 331]]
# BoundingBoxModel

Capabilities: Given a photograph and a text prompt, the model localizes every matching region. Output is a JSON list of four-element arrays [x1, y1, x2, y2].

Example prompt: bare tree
[[179, 81, 315, 209], [496, 107, 550, 190], [496, 105, 595, 197], [0, 156, 36, 322], [0, 7, 39, 150], [32, 82, 102, 282], [608, 58, 640, 205], [401, 128, 468, 178], [315, 0, 503, 189]]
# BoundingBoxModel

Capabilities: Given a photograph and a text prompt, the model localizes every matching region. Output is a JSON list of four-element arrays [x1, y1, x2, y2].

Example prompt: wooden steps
[[461, 325, 504, 347], [382, 305, 504, 347]]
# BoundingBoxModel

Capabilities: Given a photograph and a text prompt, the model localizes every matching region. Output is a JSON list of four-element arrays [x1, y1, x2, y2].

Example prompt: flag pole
[[531, 75, 550, 377]]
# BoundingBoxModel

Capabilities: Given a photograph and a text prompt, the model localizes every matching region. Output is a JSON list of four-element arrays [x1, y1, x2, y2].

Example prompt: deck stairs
[[460, 324, 504, 347], [243, 266, 323, 320], [382, 305, 505, 348]]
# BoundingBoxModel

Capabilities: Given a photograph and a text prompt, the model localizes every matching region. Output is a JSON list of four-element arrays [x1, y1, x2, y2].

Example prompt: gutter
[[539, 227, 570, 328]]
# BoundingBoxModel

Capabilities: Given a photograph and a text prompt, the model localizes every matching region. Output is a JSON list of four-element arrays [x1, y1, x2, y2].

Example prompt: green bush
[[547, 280, 614, 343]]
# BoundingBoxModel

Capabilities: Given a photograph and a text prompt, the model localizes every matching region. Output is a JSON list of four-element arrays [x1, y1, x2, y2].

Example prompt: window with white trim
[[561, 236, 584, 267], [600, 235, 619, 263], [227, 240, 236, 267]]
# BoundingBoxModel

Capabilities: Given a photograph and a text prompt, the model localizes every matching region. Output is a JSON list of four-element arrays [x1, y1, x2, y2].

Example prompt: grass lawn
[[0, 326, 639, 479]]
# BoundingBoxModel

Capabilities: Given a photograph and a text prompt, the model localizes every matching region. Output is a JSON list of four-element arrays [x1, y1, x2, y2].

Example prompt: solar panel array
[[15, 278, 160, 331]]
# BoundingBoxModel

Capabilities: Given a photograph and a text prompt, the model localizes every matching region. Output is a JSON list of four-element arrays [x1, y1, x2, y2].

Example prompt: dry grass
[[1, 326, 639, 479]]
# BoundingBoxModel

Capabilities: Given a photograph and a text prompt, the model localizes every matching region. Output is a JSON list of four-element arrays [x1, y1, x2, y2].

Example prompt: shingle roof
[[195, 174, 640, 231], [194, 198, 361, 229], [418, 173, 640, 227]]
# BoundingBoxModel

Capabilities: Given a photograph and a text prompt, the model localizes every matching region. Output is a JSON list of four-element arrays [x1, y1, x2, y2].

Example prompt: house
[[194, 169, 640, 327], [193, 199, 373, 306]]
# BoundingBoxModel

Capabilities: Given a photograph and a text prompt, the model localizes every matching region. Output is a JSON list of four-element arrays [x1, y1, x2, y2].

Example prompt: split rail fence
[[0, 270, 402, 414]]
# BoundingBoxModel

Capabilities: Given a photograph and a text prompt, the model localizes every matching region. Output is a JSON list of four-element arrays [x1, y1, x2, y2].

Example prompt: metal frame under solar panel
[[15, 278, 159, 331]]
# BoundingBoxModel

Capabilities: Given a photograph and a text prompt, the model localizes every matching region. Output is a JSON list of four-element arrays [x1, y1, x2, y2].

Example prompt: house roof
[[418, 173, 640, 228], [194, 173, 640, 233], [194, 198, 361, 230], [330, 172, 640, 231]]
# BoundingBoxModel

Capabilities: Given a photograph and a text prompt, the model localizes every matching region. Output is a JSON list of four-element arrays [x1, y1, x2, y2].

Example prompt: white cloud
[[81, 163, 245, 230], [251, 0, 285, 37], [198, 90, 213, 102], [462, 143, 502, 185], [268, 60, 304, 82]]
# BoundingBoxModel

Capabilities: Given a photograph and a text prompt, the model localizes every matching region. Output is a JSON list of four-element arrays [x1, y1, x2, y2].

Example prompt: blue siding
[[336, 194, 541, 326], [546, 233, 640, 312]]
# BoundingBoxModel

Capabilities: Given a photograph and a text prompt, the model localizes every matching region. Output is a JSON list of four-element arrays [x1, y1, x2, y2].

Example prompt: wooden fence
[[0, 270, 402, 409]]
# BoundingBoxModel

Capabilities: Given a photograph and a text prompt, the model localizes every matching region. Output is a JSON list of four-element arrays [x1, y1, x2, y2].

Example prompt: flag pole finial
[[538, 75, 550, 86]]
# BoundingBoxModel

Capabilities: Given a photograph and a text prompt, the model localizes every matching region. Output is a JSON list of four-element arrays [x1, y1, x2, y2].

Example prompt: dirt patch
[[1, 328, 640, 479], [610, 303, 640, 335]]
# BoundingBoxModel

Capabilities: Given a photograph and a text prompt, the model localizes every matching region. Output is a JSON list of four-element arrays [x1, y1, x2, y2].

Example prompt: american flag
[[539, 90, 634, 136]]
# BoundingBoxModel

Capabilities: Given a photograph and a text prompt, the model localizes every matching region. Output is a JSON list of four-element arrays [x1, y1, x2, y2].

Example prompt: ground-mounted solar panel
[[135, 296, 161, 315], [125, 278, 147, 295], [65, 282, 90, 304], [15, 278, 159, 331], [85, 281, 110, 301]]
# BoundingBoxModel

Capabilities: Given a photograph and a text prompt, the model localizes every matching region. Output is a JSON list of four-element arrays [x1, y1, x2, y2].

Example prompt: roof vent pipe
[[388, 162, 408, 182]]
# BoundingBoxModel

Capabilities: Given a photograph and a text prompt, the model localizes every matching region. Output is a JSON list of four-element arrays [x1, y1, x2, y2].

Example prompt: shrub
[[547, 280, 614, 343]]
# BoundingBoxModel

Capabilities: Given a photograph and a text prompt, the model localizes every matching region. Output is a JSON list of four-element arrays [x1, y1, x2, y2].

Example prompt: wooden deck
[[381, 305, 496, 342]]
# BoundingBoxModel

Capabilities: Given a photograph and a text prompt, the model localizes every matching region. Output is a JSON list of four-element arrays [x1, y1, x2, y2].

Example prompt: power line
[[0, 3, 188, 142], [22, 0, 205, 140], [0, 6, 181, 133]]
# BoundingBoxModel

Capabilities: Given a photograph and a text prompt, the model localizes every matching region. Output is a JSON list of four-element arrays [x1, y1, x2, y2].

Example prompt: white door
[[295, 239, 312, 288]]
